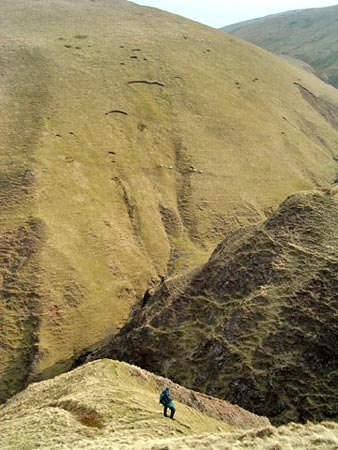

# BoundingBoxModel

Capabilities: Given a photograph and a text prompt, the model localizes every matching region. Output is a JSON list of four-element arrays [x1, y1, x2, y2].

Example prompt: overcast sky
[[130, 0, 338, 28]]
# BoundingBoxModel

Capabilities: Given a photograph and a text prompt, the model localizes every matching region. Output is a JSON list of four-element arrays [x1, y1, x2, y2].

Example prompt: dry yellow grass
[[1, 0, 338, 402]]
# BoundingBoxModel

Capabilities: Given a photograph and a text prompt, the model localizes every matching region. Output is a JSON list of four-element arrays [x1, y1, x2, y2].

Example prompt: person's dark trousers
[[164, 406, 175, 419]]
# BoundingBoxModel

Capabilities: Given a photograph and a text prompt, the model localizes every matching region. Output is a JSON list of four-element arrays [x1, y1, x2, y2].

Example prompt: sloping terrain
[[222, 5, 338, 88], [1, 359, 337, 450], [2, 0, 338, 403], [0, 359, 269, 449], [100, 191, 338, 425]]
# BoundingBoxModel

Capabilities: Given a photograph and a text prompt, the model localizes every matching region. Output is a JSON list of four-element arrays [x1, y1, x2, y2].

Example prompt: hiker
[[159, 386, 176, 419]]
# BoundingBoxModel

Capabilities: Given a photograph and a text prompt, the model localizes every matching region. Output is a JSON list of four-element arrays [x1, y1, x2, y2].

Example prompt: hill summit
[[99, 191, 338, 425]]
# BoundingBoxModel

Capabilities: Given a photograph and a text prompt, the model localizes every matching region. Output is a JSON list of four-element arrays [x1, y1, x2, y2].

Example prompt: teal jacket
[[160, 388, 174, 407]]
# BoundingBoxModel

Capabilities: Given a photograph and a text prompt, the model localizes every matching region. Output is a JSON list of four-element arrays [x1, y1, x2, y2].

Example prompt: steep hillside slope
[[101, 191, 338, 425], [222, 5, 338, 88], [1, 360, 337, 450], [2, 0, 338, 402], [0, 359, 268, 449]]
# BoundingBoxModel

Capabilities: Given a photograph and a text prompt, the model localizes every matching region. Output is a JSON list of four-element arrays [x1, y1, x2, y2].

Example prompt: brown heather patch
[[49, 399, 104, 429]]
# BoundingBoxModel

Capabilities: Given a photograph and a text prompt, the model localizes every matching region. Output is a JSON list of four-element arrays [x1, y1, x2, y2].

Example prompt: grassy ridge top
[[103, 191, 338, 425], [1, 0, 338, 402], [1, 359, 337, 449], [222, 5, 338, 88], [0, 359, 268, 449]]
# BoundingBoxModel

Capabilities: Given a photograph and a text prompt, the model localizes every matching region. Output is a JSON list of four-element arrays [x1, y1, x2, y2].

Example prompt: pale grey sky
[[130, 0, 338, 28]]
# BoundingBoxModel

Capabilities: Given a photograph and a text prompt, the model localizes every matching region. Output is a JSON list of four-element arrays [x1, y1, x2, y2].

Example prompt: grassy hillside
[[2, 0, 338, 402], [1, 359, 337, 449], [101, 191, 338, 425], [222, 5, 338, 89]]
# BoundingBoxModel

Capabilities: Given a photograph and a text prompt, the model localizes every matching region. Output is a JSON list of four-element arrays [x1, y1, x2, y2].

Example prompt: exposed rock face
[[101, 192, 338, 424], [2, 0, 338, 402]]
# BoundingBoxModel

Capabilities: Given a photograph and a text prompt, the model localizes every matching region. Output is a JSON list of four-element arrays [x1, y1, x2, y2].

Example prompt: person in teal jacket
[[159, 387, 176, 419]]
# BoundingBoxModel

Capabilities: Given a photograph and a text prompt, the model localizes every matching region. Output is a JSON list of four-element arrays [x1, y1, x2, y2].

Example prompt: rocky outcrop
[[100, 192, 338, 424]]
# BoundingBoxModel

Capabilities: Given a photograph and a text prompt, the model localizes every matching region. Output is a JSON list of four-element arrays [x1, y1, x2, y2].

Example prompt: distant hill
[[100, 191, 338, 425], [2, 0, 338, 404], [221, 11, 291, 32], [222, 5, 338, 89]]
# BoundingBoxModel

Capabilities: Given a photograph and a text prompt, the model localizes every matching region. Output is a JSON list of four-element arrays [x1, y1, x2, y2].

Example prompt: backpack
[[159, 390, 168, 405]]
